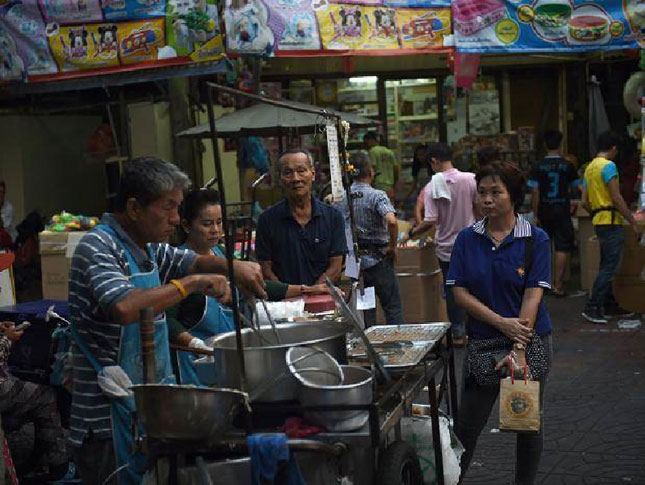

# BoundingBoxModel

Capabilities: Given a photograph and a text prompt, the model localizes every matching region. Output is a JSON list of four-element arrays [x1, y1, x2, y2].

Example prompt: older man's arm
[[315, 255, 344, 284], [260, 260, 280, 282]]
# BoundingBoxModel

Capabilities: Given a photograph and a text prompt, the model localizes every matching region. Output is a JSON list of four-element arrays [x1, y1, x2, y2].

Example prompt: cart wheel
[[376, 441, 423, 485]]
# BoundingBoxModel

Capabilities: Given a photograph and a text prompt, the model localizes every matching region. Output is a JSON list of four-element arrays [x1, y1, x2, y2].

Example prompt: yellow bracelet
[[169, 279, 188, 299]]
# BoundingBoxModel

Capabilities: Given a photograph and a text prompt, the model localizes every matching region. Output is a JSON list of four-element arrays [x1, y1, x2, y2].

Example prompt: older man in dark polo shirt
[[256, 149, 347, 288]]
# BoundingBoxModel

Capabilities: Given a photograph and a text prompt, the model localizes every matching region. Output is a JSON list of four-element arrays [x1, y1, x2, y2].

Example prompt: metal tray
[[347, 323, 450, 370]]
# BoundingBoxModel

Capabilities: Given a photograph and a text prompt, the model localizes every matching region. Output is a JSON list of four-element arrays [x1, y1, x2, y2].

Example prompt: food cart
[[132, 83, 459, 485]]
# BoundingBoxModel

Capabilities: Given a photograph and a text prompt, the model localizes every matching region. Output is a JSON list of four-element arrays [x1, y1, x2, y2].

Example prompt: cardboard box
[[39, 231, 87, 301], [376, 270, 448, 324], [395, 246, 440, 273]]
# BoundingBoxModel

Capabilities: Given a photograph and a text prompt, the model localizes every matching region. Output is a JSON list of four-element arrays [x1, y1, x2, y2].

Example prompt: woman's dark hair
[[477, 146, 500, 168], [476, 161, 526, 210], [181, 189, 221, 224]]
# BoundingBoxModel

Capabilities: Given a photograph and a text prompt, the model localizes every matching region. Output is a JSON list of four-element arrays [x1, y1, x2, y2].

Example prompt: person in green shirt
[[364, 132, 400, 200], [168, 189, 332, 385]]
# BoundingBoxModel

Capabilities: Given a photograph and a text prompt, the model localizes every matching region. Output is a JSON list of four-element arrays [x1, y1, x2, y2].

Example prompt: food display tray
[[347, 323, 450, 370]]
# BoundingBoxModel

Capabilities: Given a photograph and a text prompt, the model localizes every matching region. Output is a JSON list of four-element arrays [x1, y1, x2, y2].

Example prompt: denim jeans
[[362, 259, 403, 326], [589, 225, 625, 307], [439, 259, 466, 338], [456, 334, 553, 485]]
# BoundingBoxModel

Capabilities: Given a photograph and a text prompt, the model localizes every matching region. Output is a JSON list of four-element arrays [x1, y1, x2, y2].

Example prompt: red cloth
[[279, 417, 323, 438], [0, 229, 12, 250]]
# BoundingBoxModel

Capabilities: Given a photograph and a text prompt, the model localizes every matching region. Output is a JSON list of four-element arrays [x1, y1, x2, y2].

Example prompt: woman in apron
[[169, 189, 334, 386]]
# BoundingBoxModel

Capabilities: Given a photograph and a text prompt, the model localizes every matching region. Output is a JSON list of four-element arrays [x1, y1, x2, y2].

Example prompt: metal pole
[[206, 82, 340, 119], [205, 85, 248, 392]]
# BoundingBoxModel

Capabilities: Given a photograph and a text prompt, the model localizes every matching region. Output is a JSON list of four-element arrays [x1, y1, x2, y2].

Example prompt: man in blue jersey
[[68, 157, 266, 484], [528, 130, 580, 296]]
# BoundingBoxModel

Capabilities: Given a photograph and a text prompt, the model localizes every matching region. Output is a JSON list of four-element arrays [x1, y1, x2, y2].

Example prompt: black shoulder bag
[[466, 232, 550, 386]]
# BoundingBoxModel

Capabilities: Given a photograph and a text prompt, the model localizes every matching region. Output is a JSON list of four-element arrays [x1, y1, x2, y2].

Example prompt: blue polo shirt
[[446, 215, 553, 339], [255, 197, 348, 285]]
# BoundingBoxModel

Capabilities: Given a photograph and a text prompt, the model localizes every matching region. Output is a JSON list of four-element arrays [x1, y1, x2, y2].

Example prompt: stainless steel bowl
[[195, 321, 348, 402], [287, 346, 344, 387], [296, 365, 373, 432], [131, 384, 246, 441]]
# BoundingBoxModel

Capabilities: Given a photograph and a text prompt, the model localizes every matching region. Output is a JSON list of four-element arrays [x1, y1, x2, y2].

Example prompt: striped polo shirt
[[68, 213, 196, 446]]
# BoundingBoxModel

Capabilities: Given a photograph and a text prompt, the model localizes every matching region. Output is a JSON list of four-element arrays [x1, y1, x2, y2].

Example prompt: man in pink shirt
[[401, 143, 478, 345]]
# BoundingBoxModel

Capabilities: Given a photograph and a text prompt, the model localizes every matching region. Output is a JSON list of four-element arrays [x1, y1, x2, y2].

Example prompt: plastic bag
[[97, 365, 134, 398], [255, 299, 306, 325], [400, 414, 463, 485]]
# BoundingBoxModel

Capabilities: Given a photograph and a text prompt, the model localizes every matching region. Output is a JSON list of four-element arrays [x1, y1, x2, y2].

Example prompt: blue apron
[[72, 225, 175, 484], [177, 244, 234, 386]]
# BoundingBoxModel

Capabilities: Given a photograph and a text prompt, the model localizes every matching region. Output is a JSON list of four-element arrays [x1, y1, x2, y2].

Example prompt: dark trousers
[[589, 225, 625, 308], [439, 260, 466, 337], [73, 433, 117, 485], [362, 259, 403, 326], [456, 334, 553, 485], [0, 377, 68, 469]]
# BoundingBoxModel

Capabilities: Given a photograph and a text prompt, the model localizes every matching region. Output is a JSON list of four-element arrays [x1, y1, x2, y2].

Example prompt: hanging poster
[[362, 7, 399, 48], [223, 0, 275, 55], [2, 0, 57, 76], [48, 23, 120, 71], [317, 4, 365, 49], [454, 0, 639, 52], [119, 18, 164, 64], [397, 7, 450, 49], [263, 0, 321, 50], [102, 0, 166, 22], [39, 0, 103, 24]]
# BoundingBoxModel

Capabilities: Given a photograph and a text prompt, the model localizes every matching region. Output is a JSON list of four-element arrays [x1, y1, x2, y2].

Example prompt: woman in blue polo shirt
[[447, 161, 553, 485]]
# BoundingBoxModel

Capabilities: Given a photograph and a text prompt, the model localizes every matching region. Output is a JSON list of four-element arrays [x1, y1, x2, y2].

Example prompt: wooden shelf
[[398, 114, 438, 121]]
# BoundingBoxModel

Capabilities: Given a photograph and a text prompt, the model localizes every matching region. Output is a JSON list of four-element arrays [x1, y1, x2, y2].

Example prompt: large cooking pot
[[131, 384, 246, 441], [195, 321, 348, 402]]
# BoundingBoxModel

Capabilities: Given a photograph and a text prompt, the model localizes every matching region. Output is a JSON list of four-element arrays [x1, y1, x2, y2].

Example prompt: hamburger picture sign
[[453, 0, 638, 52]]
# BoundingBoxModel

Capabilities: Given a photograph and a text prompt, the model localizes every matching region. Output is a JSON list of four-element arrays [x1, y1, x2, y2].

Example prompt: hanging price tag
[[326, 120, 344, 203]]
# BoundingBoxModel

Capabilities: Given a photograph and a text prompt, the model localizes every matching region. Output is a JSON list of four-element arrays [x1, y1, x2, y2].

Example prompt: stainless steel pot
[[296, 365, 373, 432], [131, 384, 246, 441], [195, 321, 348, 402]]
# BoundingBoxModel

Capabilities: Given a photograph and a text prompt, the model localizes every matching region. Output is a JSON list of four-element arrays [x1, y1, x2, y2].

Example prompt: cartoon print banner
[[223, 0, 451, 55], [453, 0, 641, 52], [0, 0, 225, 82]]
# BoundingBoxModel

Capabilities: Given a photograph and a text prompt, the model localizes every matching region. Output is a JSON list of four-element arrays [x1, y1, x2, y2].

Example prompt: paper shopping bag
[[499, 377, 540, 433]]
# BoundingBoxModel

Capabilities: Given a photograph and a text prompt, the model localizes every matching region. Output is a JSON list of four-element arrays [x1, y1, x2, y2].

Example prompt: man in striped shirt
[[68, 157, 266, 484]]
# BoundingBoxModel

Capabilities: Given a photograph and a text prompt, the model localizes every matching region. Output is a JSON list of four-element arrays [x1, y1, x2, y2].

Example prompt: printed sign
[[454, 0, 639, 52]]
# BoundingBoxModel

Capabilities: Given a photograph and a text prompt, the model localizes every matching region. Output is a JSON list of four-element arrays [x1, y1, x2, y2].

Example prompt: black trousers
[[456, 334, 553, 485], [362, 259, 403, 326]]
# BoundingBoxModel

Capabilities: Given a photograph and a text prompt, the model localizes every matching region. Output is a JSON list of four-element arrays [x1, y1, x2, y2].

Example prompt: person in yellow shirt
[[364, 132, 400, 200], [581, 131, 639, 324]]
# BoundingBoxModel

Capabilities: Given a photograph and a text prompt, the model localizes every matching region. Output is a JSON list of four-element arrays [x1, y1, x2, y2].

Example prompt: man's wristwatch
[[300, 285, 306, 295]]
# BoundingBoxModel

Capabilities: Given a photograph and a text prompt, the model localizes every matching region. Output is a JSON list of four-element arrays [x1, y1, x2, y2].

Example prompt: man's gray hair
[[115, 157, 191, 211], [277, 148, 314, 173]]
